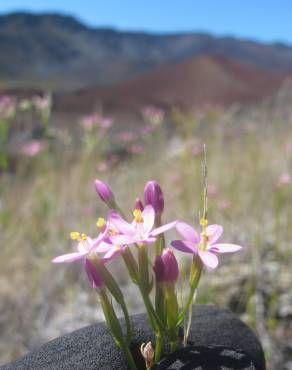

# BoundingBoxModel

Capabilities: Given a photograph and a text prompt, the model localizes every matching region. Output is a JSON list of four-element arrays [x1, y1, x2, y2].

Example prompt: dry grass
[[0, 97, 291, 368]]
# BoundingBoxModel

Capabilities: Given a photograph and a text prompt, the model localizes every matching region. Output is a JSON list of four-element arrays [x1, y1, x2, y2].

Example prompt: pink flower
[[218, 200, 229, 211], [81, 113, 110, 130], [171, 222, 242, 269], [0, 95, 15, 119], [32, 94, 51, 111], [191, 144, 204, 157], [109, 205, 177, 245], [115, 131, 137, 142], [139, 124, 155, 135], [276, 172, 291, 188], [96, 161, 110, 172], [99, 117, 112, 129], [127, 143, 145, 154], [207, 184, 218, 197], [52, 228, 119, 288], [142, 106, 165, 125], [52, 230, 113, 264], [21, 140, 45, 156]]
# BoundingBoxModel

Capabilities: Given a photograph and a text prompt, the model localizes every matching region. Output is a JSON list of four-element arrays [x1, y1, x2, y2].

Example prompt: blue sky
[[0, 0, 292, 44]]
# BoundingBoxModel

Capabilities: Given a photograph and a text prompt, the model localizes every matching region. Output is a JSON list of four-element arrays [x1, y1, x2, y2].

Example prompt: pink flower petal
[[171, 240, 198, 254], [151, 220, 177, 236], [198, 250, 219, 269], [143, 237, 157, 244], [205, 224, 223, 245], [77, 242, 89, 254], [94, 241, 114, 253], [209, 243, 242, 253], [110, 234, 137, 245], [52, 252, 85, 263], [109, 211, 135, 235], [142, 205, 155, 233], [102, 246, 122, 261], [89, 226, 110, 251], [176, 222, 200, 244]]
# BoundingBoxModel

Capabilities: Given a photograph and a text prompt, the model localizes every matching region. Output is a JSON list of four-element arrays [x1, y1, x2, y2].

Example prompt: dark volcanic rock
[[0, 305, 265, 370]]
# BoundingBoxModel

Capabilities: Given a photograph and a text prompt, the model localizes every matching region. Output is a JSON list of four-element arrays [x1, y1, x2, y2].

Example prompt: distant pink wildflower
[[96, 161, 110, 172], [81, 113, 112, 131], [99, 117, 112, 129], [21, 140, 45, 156], [0, 95, 15, 119], [142, 106, 165, 125], [218, 200, 229, 211], [139, 124, 155, 135], [127, 143, 145, 154], [207, 184, 218, 197], [171, 222, 242, 269], [32, 94, 51, 111], [81, 114, 100, 130], [116, 131, 137, 142], [192, 144, 204, 157], [276, 172, 292, 188]]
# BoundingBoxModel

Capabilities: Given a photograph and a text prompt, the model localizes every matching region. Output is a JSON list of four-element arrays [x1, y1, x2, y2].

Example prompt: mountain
[[1, 12, 292, 90], [55, 55, 292, 113]]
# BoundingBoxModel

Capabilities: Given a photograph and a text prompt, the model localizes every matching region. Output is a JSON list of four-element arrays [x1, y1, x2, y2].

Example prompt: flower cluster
[[52, 179, 242, 370]]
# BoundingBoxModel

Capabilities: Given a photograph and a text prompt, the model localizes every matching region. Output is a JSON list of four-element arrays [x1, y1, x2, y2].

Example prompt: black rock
[[152, 345, 257, 370], [0, 305, 266, 370]]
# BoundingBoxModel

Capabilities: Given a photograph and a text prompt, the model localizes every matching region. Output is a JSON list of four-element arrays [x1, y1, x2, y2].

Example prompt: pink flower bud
[[94, 179, 115, 205], [153, 255, 165, 283], [153, 248, 179, 283], [84, 259, 104, 289], [144, 180, 164, 216], [134, 198, 144, 211]]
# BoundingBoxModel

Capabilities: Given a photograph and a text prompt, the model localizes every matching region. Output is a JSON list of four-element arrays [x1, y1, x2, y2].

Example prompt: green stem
[[177, 256, 202, 327], [91, 257, 132, 341], [170, 340, 178, 352], [120, 340, 138, 370], [154, 332, 163, 363], [122, 246, 139, 284], [138, 244, 150, 290], [99, 290, 137, 370]]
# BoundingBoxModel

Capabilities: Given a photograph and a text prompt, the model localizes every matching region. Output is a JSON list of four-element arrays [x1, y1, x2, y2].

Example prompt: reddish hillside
[[55, 55, 292, 113]]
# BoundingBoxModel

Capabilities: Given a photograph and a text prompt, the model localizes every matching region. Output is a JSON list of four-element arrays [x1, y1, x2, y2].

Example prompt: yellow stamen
[[133, 209, 144, 223], [70, 231, 80, 240], [81, 233, 87, 241], [200, 218, 208, 227], [96, 217, 106, 228], [70, 231, 87, 242]]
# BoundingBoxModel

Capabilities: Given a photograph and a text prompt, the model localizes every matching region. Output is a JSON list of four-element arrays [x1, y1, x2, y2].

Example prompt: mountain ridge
[[1, 12, 292, 90]]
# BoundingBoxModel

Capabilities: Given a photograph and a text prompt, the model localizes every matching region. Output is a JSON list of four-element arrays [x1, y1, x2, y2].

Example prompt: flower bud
[[153, 248, 179, 283], [84, 259, 104, 289], [94, 179, 115, 206], [134, 197, 144, 211], [153, 255, 165, 283], [140, 342, 154, 369], [144, 180, 164, 216]]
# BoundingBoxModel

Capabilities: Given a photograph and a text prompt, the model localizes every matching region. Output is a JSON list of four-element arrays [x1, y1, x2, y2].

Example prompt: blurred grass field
[[0, 94, 291, 369]]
